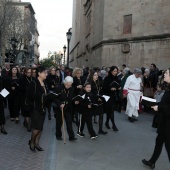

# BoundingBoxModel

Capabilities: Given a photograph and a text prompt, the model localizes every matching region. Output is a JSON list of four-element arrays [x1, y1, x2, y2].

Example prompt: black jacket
[[20, 76, 34, 112], [103, 75, 120, 101], [5, 76, 21, 97], [0, 75, 5, 106], [72, 77, 85, 96], [157, 90, 170, 138], [78, 92, 96, 114], [53, 84, 74, 113], [46, 74, 60, 91], [26, 78, 49, 113]]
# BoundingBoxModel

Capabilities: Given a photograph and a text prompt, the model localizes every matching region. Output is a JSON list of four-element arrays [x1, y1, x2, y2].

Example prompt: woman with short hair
[[27, 66, 49, 151]]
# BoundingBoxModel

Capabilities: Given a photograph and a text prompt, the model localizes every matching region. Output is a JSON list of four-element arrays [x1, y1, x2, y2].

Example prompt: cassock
[[123, 74, 142, 117]]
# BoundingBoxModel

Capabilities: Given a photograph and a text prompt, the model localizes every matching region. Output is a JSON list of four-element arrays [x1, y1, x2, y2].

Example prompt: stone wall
[[70, 0, 170, 69]]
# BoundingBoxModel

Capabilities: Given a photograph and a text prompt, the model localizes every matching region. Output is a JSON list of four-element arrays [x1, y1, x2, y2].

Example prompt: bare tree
[[0, 0, 36, 64]]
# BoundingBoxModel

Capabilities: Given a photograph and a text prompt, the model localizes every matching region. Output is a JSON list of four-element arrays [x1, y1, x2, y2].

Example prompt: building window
[[123, 14, 132, 34]]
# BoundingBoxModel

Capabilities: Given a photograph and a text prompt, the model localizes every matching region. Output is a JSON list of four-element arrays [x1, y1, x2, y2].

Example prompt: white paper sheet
[[81, 94, 85, 99], [0, 88, 9, 98], [142, 96, 156, 103], [102, 95, 110, 102]]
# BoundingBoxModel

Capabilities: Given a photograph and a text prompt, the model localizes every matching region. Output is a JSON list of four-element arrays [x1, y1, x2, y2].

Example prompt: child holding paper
[[76, 83, 98, 139]]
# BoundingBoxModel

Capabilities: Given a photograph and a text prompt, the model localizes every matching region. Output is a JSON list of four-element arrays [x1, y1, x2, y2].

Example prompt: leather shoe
[[56, 136, 63, 141], [35, 145, 44, 151], [112, 126, 119, 132], [128, 117, 134, 122], [133, 117, 138, 121], [142, 159, 155, 169], [69, 137, 77, 141], [98, 130, 107, 135]]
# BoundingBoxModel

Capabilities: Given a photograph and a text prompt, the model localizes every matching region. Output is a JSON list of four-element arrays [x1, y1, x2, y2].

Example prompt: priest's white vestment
[[123, 74, 142, 117]]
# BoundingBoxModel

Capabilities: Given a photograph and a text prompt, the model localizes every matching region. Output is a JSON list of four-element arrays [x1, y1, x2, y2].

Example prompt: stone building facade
[[70, 0, 170, 69]]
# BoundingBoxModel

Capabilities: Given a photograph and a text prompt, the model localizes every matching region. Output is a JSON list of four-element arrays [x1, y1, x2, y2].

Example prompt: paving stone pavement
[[0, 110, 169, 170]]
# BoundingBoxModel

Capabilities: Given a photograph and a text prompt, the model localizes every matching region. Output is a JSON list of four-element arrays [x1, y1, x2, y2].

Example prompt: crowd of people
[[0, 62, 169, 169]]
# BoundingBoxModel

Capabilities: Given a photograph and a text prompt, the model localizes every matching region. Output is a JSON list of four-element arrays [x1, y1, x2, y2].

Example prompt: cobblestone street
[[0, 110, 169, 170]]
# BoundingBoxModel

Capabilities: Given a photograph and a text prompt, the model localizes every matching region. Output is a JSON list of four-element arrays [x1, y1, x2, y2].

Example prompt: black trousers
[[105, 100, 116, 127], [78, 112, 96, 136], [150, 133, 170, 164], [55, 110, 75, 138]]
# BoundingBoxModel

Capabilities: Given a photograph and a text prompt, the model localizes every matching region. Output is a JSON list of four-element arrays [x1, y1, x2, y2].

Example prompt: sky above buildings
[[22, 0, 73, 59]]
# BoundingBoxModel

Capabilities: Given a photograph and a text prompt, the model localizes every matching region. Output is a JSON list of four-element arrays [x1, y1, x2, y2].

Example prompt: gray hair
[[145, 68, 150, 73], [123, 67, 130, 75], [63, 76, 73, 84], [134, 68, 142, 74]]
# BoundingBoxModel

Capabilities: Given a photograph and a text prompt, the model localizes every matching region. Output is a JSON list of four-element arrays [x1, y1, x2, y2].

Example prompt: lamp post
[[11, 37, 18, 65], [60, 53, 63, 65], [66, 28, 72, 67], [63, 45, 66, 65]]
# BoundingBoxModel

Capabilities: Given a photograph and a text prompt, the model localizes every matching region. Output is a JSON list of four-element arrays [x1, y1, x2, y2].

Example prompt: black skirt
[[0, 103, 5, 125], [0, 107, 5, 126], [31, 110, 46, 130]]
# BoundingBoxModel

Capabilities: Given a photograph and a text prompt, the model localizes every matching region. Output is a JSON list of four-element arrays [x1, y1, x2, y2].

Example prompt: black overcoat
[[0, 75, 5, 125], [157, 90, 170, 138]]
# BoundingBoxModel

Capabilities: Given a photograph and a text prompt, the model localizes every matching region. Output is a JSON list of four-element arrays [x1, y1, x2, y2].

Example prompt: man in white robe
[[123, 68, 142, 122]]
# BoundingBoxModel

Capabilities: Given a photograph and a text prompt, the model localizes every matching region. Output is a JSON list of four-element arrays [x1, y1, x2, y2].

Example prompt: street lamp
[[63, 45, 67, 65], [60, 53, 63, 65], [66, 28, 72, 67]]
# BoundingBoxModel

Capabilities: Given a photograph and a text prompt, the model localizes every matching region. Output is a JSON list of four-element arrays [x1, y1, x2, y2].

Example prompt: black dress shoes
[[98, 130, 107, 135], [69, 137, 77, 141], [105, 123, 111, 129], [56, 136, 63, 141], [1, 128, 7, 134], [112, 126, 119, 132], [133, 117, 138, 121], [35, 145, 44, 151], [142, 159, 155, 169], [128, 117, 134, 122]]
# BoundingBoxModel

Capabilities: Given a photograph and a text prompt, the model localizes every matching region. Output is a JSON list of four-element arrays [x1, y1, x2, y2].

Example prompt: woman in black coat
[[88, 71, 107, 135], [46, 66, 60, 120], [27, 66, 49, 151], [72, 68, 85, 125], [142, 68, 170, 169], [103, 66, 120, 132], [0, 66, 7, 134], [20, 68, 34, 131], [6, 66, 21, 123]]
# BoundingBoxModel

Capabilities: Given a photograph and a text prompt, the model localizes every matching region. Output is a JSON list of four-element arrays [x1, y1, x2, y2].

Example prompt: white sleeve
[[123, 76, 131, 90]]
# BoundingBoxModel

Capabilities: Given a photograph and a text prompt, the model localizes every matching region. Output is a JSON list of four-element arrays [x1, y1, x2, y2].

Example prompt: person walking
[[27, 66, 49, 151], [0, 66, 7, 134], [142, 68, 170, 169], [54, 76, 77, 141], [103, 66, 120, 131], [123, 68, 143, 122]]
